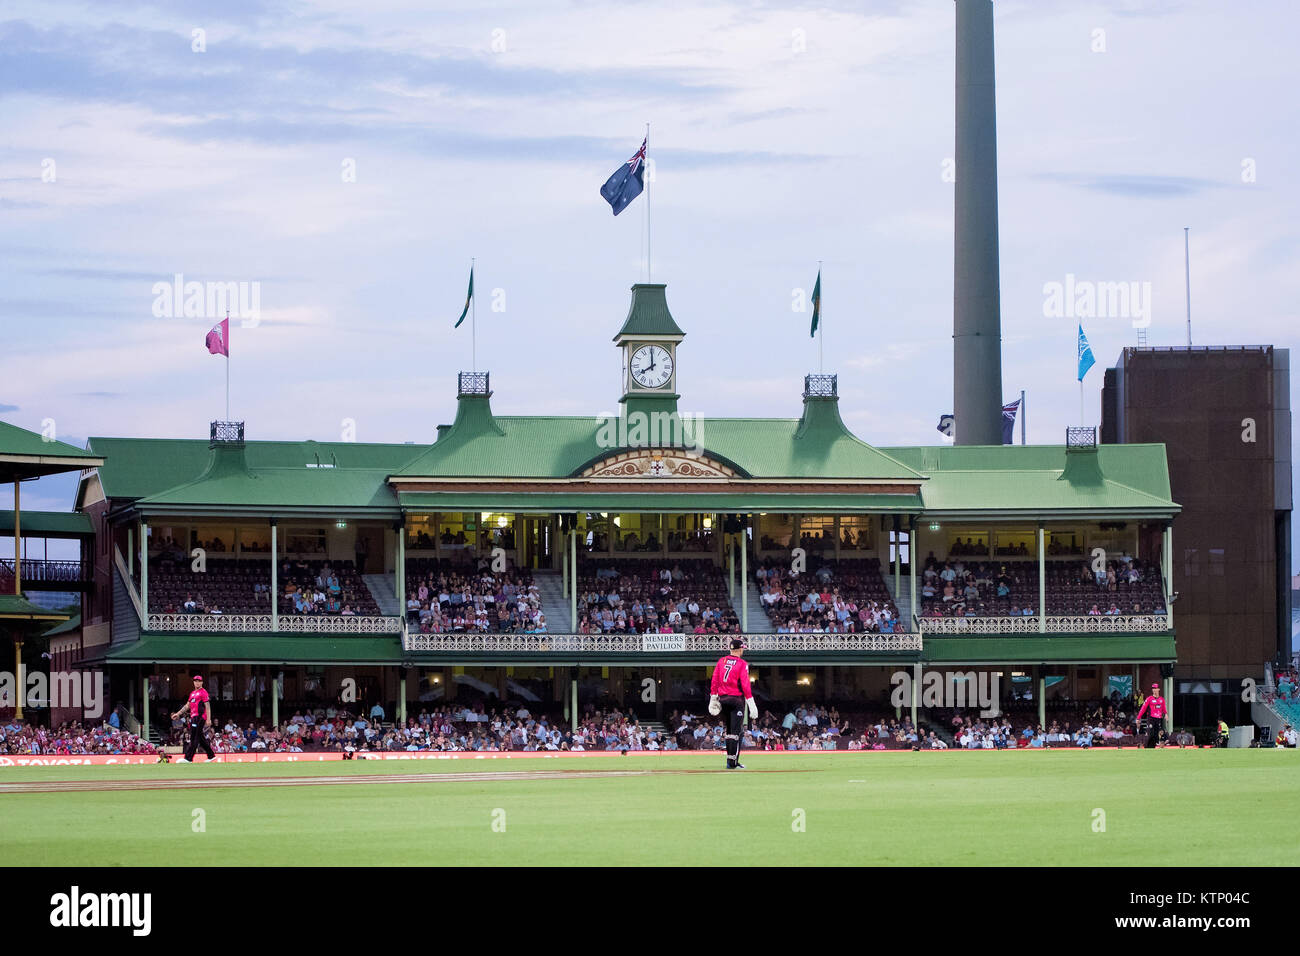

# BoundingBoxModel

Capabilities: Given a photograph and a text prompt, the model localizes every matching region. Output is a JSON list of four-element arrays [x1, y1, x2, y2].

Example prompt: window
[[1208, 548, 1225, 576], [1183, 548, 1200, 577]]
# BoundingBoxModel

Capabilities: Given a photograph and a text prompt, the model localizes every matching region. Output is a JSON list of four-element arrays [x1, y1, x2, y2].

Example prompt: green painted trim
[[920, 633, 1176, 665]]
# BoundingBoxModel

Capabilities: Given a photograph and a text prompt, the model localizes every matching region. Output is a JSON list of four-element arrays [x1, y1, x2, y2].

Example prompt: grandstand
[[3, 284, 1187, 745]]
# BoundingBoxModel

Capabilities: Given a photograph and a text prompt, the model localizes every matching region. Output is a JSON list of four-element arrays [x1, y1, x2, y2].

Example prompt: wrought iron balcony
[[803, 373, 837, 398], [210, 421, 245, 446]]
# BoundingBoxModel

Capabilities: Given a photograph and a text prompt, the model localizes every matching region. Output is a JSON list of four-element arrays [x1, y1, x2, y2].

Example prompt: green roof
[[614, 284, 685, 339], [396, 395, 926, 482], [879, 444, 1179, 518], [105, 634, 404, 664], [397, 491, 922, 513], [0, 510, 94, 537], [0, 420, 104, 482], [0, 594, 71, 621], [43, 612, 82, 636], [88, 437, 422, 513]]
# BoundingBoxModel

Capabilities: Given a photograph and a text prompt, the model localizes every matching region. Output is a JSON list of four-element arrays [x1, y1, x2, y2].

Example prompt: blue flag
[[1001, 399, 1020, 444], [1077, 324, 1095, 381], [600, 139, 647, 216]]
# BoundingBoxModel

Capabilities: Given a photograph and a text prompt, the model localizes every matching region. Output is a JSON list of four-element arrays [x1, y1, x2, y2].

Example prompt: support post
[[728, 538, 735, 598], [127, 526, 134, 580], [1037, 671, 1046, 729], [254, 665, 261, 719], [1162, 522, 1174, 631], [140, 520, 148, 620], [571, 677, 578, 732], [911, 662, 920, 730], [142, 671, 149, 742], [12, 481, 19, 593], [396, 519, 406, 621], [270, 521, 278, 632], [908, 516, 918, 632], [271, 671, 279, 729], [893, 516, 901, 600], [399, 671, 407, 727], [1164, 674, 1174, 734], [740, 524, 748, 633], [570, 529, 577, 632], [561, 522, 568, 600], [13, 640, 23, 720], [1037, 523, 1046, 634]]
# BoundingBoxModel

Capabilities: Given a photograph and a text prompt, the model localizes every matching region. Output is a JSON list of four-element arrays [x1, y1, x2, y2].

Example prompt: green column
[[1164, 675, 1174, 734], [911, 662, 919, 729], [254, 666, 261, 720], [127, 526, 134, 578], [396, 520, 406, 620], [740, 528, 748, 632], [908, 516, 917, 632], [1037, 524, 1046, 634], [893, 516, 901, 600], [140, 520, 148, 620], [1162, 522, 1174, 630], [569, 530, 577, 631], [728, 537, 735, 598], [399, 671, 407, 726], [571, 677, 578, 732], [561, 522, 568, 599], [1037, 671, 1046, 729], [142, 673, 149, 743], [270, 521, 278, 632], [271, 672, 279, 729]]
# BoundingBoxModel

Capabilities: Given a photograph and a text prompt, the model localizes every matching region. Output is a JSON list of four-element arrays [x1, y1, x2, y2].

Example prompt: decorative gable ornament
[[580, 450, 735, 480]]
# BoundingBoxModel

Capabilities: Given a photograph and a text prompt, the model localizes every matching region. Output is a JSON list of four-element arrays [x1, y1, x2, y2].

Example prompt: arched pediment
[[577, 449, 739, 480]]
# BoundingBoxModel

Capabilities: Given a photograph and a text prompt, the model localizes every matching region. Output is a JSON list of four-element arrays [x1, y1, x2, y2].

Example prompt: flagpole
[[225, 310, 230, 421], [645, 122, 651, 284], [817, 259, 823, 374], [471, 257, 477, 372], [1020, 389, 1026, 445]]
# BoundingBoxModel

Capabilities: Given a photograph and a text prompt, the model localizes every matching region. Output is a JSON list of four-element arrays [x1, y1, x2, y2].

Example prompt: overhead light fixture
[[335, 520, 347, 529]]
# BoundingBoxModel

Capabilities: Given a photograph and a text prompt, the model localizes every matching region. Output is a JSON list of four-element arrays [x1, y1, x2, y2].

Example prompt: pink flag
[[205, 318, 229, 357]]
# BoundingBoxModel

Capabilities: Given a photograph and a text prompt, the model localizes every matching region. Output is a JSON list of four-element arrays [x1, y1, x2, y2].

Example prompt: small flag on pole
[[599, 139, 647, 216], [1077, 324, 1096, 381], [453, 265, 474, 329], [1001, 398, 1021, 444], [205, 317, 229, 357], [937, 414, 955, 438], [809, 269, 821, 338]]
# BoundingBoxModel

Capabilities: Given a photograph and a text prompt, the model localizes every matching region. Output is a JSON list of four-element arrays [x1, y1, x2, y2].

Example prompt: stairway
[[362, 573, 400, 617], [732, 578, 776, 633], [883, 571, 914, 632], [531, 570, 573, 632]]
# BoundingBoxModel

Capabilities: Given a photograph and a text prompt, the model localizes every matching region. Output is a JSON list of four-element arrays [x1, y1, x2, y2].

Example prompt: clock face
[[630, 345, 673, 389]]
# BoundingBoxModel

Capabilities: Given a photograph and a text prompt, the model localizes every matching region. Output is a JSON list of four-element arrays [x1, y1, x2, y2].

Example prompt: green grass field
[[1, 751, 1295, 866]]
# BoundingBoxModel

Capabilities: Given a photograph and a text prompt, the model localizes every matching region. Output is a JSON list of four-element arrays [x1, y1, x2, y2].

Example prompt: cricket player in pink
[[171, 674, 216, 762], [1135, 682, 1166, 748], [709, 638, 758, 769]]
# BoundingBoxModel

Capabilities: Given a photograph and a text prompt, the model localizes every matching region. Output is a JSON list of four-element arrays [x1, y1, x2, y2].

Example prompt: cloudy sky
[[1, 0, 1296, 561]]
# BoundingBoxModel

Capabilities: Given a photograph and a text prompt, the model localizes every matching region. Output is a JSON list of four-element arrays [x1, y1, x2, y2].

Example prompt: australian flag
[[600, 138, 647, 216], [1001, 398, 1021, 444]]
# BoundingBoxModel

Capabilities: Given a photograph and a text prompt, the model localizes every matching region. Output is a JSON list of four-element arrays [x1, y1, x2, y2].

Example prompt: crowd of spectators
[[754, 559, 900, 633], [404, 558, 545, 633], [574, 560, 739, 635], [149, 558, 377, 617], [0, 719, 158, 756]]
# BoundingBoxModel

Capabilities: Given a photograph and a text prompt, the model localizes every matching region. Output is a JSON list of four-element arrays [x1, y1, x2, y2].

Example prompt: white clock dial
[[630, 345, 673, 389]]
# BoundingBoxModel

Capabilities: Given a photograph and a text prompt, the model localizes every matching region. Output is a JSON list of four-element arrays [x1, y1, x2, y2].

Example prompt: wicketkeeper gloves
[[708, 695, 721, 716], [746, 698, 758, 720]]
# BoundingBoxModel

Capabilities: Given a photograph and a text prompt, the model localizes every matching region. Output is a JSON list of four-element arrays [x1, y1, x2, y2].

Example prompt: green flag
[[809, 269, 821, 338], [453, 265, 474, 328]]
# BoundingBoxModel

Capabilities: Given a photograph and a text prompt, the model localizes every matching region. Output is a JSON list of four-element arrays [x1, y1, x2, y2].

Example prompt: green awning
[[396, 491, 923, 513], [105, 634, 405, 665], [921, 633, 1177, 665], [0, 510, 94, 537]]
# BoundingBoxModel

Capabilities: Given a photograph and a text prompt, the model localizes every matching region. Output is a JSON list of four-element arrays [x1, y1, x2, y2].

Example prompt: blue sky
[[1, 0, 1296, 564]]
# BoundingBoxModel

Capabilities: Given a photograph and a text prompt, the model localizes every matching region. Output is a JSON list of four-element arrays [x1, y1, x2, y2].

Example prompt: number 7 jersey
[[711, 655, 753, 699]]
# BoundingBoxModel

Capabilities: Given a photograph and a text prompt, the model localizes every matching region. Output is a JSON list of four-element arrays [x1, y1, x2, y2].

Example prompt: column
[[254, 665, 262, 719], [893, 516, 901, 599], [728, 538, 735, 598], [13, 640, 23, 719], [396, 519, 406, 621], [270, 521, 278, 632], [271, 671, 279, 728], [398, 670, 407, 726], [1162, 522, 1174, 630], [570, 529, 577, 632], [1036, 523, 1045, 634], [908, 517, 918, 632], [12, 481, 19, 594], [740, 526, 748, 632], [127, 526, 134, 579], [1037, 671, 1046, 728], [140, 520, 148, 620], [142, 671, 149, 742], [561, 521, 568, 600], [910, 662, 920, 729], [571, 677, 579, 732], [833, 516, 841, 562], [1164, 674, 1174, 734]]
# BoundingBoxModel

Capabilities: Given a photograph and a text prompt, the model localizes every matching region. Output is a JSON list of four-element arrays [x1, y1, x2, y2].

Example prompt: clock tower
[[614, 283, 685, 418]]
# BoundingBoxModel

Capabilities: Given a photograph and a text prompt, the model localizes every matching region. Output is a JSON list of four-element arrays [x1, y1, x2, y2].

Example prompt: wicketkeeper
[[1135, 682, 1166, 748], [709, 638, 758, 770]]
